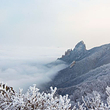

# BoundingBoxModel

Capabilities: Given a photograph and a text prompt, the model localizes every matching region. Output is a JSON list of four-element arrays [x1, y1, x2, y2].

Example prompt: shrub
[[1, 82, 110, 110]]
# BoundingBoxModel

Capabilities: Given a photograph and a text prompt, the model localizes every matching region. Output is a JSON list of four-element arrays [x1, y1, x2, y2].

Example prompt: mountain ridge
[[44, 41, 110, 104]]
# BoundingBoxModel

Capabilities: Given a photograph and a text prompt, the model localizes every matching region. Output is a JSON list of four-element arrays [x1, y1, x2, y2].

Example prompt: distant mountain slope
[[56, 63, 110, 105], [49, 41, 110, 89], [57, 63, 110, 94]]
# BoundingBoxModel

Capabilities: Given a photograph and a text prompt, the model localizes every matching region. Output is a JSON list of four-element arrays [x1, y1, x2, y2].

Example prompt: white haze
[[0, 46, 67, 92], [1, 0, 110, 49]]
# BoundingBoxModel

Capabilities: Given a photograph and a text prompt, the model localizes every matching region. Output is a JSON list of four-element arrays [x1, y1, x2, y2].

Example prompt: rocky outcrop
[[58, 41, 87, 63], [70, 61, 76, 68]]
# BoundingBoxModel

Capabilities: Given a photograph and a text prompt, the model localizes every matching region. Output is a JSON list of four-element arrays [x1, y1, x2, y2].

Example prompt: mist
[[0, 46, 67, 92]]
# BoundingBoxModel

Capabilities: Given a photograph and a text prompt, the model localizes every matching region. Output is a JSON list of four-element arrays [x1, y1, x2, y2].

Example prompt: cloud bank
[[0, 46, 67, 92]]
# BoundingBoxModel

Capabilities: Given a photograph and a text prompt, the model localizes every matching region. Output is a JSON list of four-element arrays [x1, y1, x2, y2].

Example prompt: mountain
[[46, 41, 110, 104], [51, 41, 110, 88]]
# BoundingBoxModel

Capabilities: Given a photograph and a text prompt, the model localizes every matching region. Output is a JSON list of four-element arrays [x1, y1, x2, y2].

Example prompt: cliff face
[[46, 41, 110, 100]]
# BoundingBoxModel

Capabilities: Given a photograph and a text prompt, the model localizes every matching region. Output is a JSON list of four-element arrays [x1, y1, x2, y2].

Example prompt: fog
[[0, 46, 67, 92]]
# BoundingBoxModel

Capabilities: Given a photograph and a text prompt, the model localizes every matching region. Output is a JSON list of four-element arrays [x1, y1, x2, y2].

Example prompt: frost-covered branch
[[0, 83, 71, 110], [1, 82, 110, 110]]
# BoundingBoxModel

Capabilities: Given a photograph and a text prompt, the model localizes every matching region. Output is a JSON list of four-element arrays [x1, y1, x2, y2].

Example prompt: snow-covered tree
[[0, 83, 71, 110], [1, 82, 110, 110]]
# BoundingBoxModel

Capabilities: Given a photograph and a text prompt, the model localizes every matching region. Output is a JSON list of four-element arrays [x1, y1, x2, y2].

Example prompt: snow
[[1, 82, 110, 109]]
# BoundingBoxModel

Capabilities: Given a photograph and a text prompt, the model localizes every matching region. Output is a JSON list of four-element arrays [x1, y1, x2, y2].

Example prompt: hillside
[[46, 41, 110, 104]]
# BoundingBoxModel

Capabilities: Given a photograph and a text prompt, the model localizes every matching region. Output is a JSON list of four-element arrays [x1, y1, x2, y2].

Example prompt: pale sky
[[1, 0, 110, 49]]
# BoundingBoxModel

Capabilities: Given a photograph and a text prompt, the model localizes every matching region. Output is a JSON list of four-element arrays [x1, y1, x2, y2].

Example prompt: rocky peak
[[74, 41, 86, 53], [58, 41, 87, 63]]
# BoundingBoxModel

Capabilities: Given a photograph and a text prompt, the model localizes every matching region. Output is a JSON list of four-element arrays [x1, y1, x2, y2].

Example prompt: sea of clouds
[[0, 46, 67, 92]]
